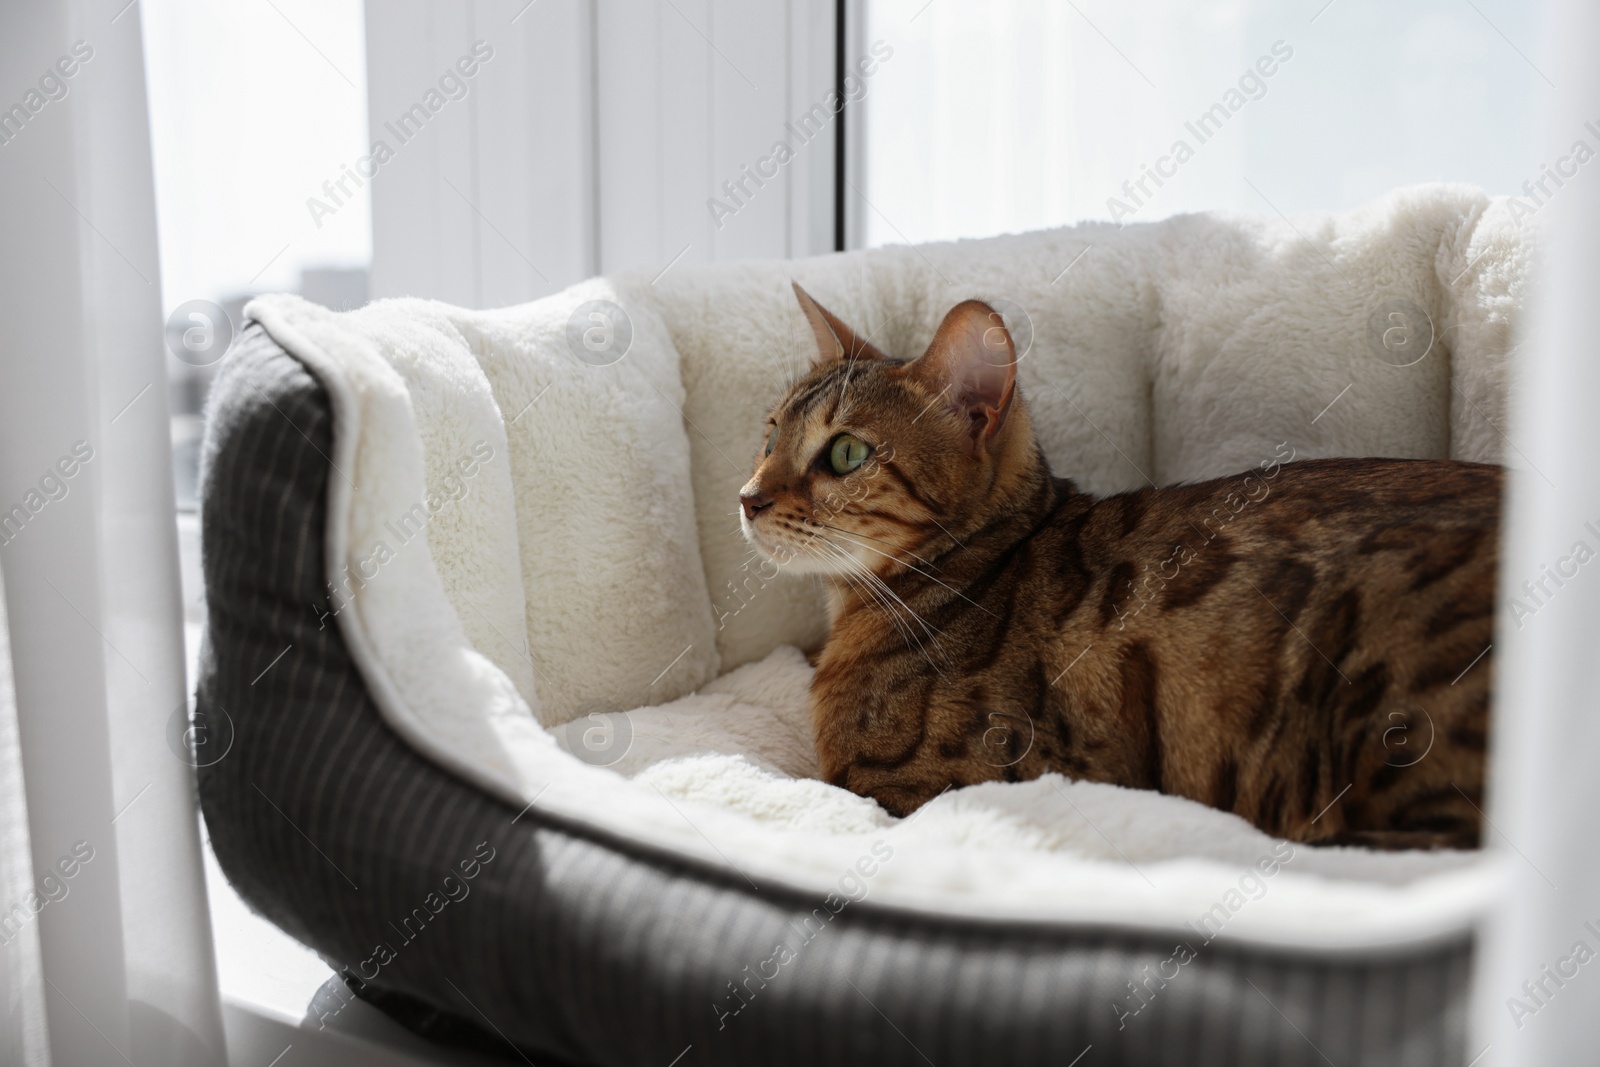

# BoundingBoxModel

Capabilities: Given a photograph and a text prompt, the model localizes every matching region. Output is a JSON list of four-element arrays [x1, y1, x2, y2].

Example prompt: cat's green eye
[[828, 433, 870, 475], [764, 425, 778, 456]]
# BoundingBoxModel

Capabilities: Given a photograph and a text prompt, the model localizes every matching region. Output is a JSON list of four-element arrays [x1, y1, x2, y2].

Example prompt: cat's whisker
[[858, 582, 952, 676], [837, 311, 903, 423], [922, 512, 968, 551], [836, 351, 860, 420], [753, 321, 799, 395], [816, 541, 926, 658], [861, 577, 948, 665], [816, 540, 931, 656], [837, 567, 915, 650], [783, 312, 808, 384], [809, 519, 940, 570], [816, 524, 1000, 622], [818, 536, 951, 673], [766, 361, 793, 396]]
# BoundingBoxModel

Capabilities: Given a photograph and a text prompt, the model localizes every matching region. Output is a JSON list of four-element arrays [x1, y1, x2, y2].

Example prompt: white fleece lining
[[240, 185, 1531, 955]]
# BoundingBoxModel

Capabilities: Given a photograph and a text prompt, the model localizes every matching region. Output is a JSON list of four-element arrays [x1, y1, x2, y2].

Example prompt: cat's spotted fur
[[739, 285, 1497, 850]]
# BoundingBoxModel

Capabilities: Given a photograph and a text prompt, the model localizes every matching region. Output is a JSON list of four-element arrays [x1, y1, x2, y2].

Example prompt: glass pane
[[141, 0, 370, 511], [858, 0, 1550, 246]]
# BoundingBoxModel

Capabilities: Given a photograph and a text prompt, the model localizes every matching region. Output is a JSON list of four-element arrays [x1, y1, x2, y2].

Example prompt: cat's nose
[[740, 491, 773, 520]]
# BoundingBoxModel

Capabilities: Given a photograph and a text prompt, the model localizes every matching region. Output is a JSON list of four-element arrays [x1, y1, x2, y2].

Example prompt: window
[[856, 0, 1548, 245], [142, 0, 370, 511]]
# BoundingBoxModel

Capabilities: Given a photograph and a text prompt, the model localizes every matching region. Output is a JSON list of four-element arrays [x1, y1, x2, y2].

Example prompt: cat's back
[[1074, 456, 1499, 575], [1032, 455, 1496, 690]]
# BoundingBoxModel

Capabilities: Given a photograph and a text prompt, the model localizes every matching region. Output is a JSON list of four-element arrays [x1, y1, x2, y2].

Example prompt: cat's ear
[[907, 300, 1017, 450], [792, 282, 890, 367]]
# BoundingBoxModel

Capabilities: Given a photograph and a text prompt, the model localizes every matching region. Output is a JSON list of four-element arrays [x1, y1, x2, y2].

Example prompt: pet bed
[[195, 183, 1527, 1066]]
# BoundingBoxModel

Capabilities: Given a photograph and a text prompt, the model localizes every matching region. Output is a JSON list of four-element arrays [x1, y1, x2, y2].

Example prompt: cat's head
[[738, 283, 1035, 577]]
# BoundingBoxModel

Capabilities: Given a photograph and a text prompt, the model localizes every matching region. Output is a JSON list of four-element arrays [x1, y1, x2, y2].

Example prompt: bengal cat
[[738, 284, 1497, 850]]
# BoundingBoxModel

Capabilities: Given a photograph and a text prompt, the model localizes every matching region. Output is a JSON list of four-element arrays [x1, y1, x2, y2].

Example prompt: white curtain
[[0, 574, 48, 1067], [1475, 1, 1600, 1062], [0, 2, 222, 1065]]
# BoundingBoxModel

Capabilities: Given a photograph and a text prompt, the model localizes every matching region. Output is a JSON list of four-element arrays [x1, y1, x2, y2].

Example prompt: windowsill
[[203, 832, 508, 1066], [202, 834, 332, 1018], [195, 674, 512, 1065]]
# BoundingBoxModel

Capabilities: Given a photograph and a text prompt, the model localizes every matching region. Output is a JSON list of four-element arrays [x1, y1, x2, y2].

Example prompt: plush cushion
[[243, 278, 721, 727]]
